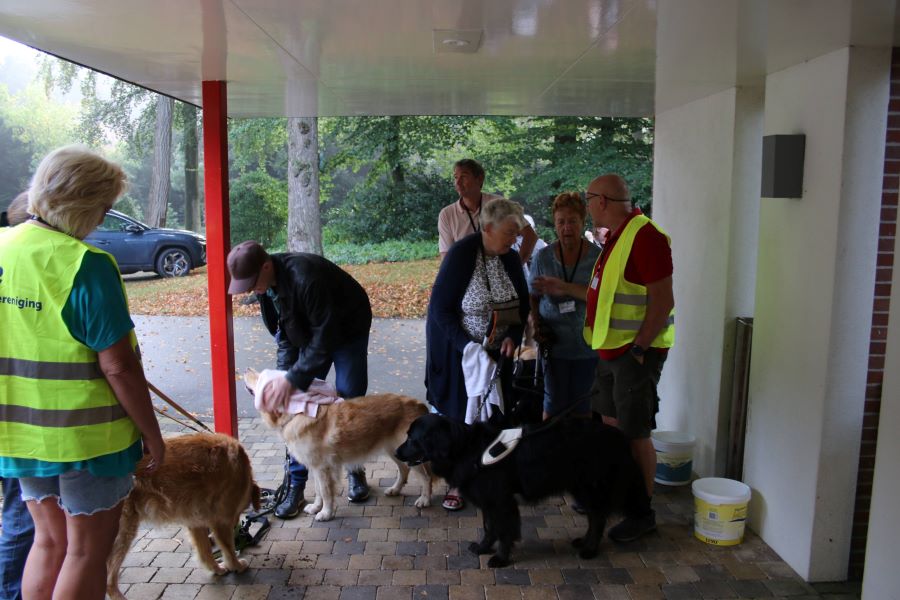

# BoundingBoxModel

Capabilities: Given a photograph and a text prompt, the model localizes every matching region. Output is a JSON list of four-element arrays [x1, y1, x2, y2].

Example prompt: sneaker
[[571, 500, 586, 515], [274, 484, 305, 519], [608, 511, 656, 542], [347, 469, 370, 503]]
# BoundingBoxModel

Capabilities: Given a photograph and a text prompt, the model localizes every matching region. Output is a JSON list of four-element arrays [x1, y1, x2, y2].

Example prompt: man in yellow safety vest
[[583, 173, 675, 543]]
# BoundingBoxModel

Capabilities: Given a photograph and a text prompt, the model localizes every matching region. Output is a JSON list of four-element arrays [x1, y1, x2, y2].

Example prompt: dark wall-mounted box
[[761, 134, 805, 198]]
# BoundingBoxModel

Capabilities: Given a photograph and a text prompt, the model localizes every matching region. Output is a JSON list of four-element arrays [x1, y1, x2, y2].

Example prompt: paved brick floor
[[2, 416, 857, 600]]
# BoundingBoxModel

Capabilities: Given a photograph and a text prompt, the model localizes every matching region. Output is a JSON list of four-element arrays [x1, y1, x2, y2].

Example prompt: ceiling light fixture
[[434, 30, 482, 54], [442, 38, 470, 48]]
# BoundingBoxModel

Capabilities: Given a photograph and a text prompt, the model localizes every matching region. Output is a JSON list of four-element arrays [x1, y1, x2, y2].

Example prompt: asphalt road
[[133, 315, 427, 420]]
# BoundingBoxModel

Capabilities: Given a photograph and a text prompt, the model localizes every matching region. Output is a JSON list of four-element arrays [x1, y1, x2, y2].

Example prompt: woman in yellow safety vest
[[0, 146, 165, 600]]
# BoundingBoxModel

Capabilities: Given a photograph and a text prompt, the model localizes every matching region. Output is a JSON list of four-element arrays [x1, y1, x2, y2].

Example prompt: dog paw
[[233, 558, 250, 573], [212, 562, 228, 576], [385, 486, 402, 496], [314, 509, 334, 522], [414, 495, 431, 508], [303, 503, 323, 516], [487, 555, 511, 568], [468, 541, 493, 555]]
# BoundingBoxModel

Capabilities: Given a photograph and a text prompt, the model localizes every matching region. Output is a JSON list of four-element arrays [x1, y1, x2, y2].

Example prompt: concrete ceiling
[[0, 0, 896, 118]]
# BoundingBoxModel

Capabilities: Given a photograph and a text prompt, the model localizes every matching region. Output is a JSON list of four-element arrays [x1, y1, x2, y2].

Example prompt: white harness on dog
[[481, 427, 523, 466]]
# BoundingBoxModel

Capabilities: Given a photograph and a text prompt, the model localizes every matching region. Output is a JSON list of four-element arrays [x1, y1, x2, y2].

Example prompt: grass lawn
[[124, 258, 440, 318]]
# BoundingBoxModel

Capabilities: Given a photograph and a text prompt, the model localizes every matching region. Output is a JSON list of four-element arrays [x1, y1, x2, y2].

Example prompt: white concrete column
[[651, 85, 763, 477], [744, 46, 890, 581], [861, 142, 900, 599]]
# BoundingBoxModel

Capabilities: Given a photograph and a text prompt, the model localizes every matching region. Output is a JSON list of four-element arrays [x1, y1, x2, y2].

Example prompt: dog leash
[[147, 381, 212, 433], [473, 354, 506, 420]]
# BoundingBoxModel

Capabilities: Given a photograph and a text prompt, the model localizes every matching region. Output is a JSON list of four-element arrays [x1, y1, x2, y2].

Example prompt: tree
[[146, 96, 173, 227], [287, 117, 322, 255], [0, 82, 77, 168], [37, 55, 197, 228], [180, 103, 201, 231]]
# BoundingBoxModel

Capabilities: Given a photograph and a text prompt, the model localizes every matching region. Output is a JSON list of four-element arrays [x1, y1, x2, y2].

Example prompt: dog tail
[[250, 483, 262, 511]]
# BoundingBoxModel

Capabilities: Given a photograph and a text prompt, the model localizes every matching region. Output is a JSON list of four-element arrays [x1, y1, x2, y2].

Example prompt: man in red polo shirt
[[583, 173, 675, 542]]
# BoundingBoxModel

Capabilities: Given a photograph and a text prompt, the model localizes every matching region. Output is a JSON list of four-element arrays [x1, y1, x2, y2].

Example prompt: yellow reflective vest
[[0, 224, 140, 462], [583, 214, 675, 350]]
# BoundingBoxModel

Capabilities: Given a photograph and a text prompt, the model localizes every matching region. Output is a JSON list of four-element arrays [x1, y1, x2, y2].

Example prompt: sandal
[[442, 493, 464, 511]]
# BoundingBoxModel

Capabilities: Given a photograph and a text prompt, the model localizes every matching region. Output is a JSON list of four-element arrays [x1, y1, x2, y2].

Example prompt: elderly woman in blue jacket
[[425, 197, 530, 510]]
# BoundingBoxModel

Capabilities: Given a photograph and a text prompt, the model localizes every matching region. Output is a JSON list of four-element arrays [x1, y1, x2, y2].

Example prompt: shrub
[[324, 239, 438, 265], [229, 170, 287, 247], [324, 171, 454, 243]]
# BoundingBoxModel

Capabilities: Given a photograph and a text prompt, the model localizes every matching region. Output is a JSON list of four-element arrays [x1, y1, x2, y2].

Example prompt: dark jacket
[[257, 252, 372, 391], [425, 232, 529, 422]]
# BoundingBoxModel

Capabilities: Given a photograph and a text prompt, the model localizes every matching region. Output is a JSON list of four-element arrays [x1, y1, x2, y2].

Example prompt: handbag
[[490, 298, 521, 330]]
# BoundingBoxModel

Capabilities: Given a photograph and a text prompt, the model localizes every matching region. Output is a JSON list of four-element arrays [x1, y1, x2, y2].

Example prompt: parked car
[[85, 210, 206, 277]]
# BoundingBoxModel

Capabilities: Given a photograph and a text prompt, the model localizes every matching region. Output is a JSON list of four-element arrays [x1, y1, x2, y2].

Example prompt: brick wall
[[848, 46, 899, 580]]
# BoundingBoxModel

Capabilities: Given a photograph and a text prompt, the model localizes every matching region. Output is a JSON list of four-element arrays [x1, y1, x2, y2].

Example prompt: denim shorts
[[19, 470, 133, 516]]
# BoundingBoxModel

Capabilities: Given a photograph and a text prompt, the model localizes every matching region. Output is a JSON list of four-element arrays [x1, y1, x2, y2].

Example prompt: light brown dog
[[106, 433, 260, 600], [246, 369, 432, 521]]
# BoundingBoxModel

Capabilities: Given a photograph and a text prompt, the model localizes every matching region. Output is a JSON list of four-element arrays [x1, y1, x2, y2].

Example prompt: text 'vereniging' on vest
[[0, 294, 42, 312]]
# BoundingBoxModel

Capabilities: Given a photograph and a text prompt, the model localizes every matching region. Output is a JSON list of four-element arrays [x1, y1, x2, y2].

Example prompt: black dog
[[395, 413, 651, 567]]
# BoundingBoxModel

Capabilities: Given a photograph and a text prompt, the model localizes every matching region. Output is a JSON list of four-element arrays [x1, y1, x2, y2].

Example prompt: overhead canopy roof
[[0, 0, 897, 118]]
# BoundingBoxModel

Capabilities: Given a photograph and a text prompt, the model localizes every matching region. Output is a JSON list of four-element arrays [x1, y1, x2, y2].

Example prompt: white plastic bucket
[[652, 431, 695, 486], [692, 477, 752, 546]]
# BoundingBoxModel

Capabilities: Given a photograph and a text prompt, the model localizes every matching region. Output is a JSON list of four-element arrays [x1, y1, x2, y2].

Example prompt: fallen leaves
[[125, 259, 440, 319]]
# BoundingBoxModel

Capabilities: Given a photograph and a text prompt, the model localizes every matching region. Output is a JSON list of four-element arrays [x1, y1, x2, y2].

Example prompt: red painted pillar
[[201, 80, 238, 438]]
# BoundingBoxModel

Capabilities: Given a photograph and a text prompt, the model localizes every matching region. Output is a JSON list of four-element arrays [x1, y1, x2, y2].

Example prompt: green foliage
[[323, 238, 438, 265], [325, 171, 455, 243], [229, 170, 288, 247], [473, 116, 654, 212], [0, 118, 36, 203], [319, 115, 654, 244], [229, 118, 288, 176], [0, 82, 78, 167]]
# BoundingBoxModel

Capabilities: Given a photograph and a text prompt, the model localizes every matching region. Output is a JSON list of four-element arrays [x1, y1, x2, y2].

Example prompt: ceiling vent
[[433, 29, 482, 54]]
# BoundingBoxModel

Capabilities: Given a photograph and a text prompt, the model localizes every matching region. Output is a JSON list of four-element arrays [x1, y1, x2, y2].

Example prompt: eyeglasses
[[584, 191, 630, 203]]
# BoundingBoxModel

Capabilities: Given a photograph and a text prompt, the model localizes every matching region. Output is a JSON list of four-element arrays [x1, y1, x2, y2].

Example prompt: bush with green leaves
[[325, 171, 455, 244], [324, 239, 438, 265], [229, 170, 287, 247]]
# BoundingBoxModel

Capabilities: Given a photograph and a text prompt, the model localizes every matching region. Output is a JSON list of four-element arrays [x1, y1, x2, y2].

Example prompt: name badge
[[558, 300, 576, 314], [590, 276, 599, 290]]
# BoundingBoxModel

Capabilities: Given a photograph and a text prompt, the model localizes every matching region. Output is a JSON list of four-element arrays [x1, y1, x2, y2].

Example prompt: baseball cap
[[227, 241, 268, 294]]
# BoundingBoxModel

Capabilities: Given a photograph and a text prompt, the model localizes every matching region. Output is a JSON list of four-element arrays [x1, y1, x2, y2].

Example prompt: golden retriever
[[106, 433, 260, 600], [245, 369, 432, 521]]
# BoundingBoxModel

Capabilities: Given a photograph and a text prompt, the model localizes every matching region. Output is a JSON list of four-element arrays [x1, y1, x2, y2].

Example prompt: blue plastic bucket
[[652, 431, 695, 486]]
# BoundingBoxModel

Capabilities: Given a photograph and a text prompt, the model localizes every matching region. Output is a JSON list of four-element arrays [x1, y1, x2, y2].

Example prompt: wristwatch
[[630, 344, 646, 358]]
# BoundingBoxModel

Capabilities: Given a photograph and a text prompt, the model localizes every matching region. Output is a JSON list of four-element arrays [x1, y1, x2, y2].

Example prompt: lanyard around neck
[[464, 194, 482, 234], [558, 240, 583, 283]]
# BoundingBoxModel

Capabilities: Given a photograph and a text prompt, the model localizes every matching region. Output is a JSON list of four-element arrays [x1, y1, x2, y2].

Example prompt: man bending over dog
[[227, 240, 373, 518], [583, 173, 675, 542]]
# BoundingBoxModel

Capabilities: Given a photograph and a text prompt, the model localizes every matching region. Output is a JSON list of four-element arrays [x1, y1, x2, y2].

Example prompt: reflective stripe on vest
[[583, 215, 675, 350], [0, 225, 140, 462]]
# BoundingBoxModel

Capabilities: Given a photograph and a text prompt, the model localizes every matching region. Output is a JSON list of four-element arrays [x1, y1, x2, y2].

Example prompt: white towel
[[462, 341, 504, 424], [253, 369, 343, 417]]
